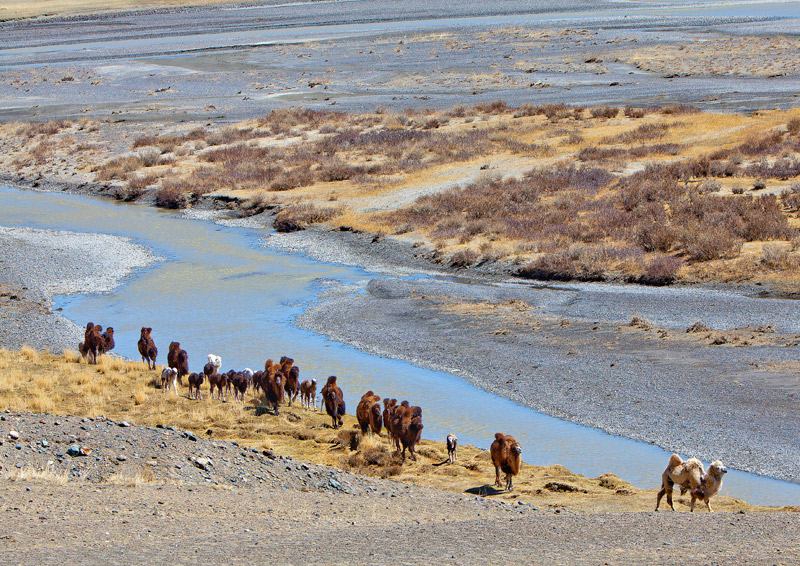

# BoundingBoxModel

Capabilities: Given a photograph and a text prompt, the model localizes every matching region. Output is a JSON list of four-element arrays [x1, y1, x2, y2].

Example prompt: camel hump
[[494, 432, 505, 441], [668, 453, 683, 468]]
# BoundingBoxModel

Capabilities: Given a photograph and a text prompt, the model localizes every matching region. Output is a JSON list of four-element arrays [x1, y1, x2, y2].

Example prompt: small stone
[[118, 421, 131, 428], [191, 457, 213, 471], [329, 478, 342, 490], [186, 434, 197, 442], [8, 431, 19, 440], [116, 455, 127, 462], [67, 444, 82, 456], [41, 440, 48, 448]]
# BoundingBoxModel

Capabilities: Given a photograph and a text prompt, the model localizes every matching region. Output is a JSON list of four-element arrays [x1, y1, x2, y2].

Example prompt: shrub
[[539, 103, 572, 121], [270, 166, 315, 191], [603, 123, 670, 144], [450, 249, 479, 268], [759, 244, 796, 270], [590, 106, 619, 119], [638, 255, 683, 285], [473, 100, 508, 114], [660, 104, 701, 115], [273, 204, 343, 232], [686, 321, 710, 333], [517, 245, 609, 282], [154, 183, 187, 209], [578, 146, 626, 161], [114, 174, 156, 202], [16, 119, 71, 138], [138, 148, 161, 167], [624, 106, 646, 118], [240, 194, 271, 217], [788, 118, 800, 136], [782, 183, 800, 211], [317, 158, 363, 182], [737, 131, 785, 156], [683, 230, 741, 261]]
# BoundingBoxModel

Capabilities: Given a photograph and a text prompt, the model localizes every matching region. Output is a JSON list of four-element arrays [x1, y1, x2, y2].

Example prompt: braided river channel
[[1, 185, 798, 506]]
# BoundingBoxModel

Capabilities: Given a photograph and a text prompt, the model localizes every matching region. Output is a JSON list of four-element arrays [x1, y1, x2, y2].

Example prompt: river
[[1, 184, 798, 506]]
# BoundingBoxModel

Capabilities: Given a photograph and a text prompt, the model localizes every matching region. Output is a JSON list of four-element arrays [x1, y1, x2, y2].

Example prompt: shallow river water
[[1, 185, 798, 506]]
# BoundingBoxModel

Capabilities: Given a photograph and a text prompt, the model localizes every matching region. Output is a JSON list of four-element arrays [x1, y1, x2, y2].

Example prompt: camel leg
[[495, 465, 502, 488], [655, 485, 667, 511]]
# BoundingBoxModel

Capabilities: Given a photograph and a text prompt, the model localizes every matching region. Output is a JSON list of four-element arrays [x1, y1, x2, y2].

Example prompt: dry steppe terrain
[[3, 104, 800, 289]]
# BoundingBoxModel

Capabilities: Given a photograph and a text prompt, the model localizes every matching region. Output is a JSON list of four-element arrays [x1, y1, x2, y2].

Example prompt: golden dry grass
[[0, 348, 791, 512], [5, 463, 69, 485]]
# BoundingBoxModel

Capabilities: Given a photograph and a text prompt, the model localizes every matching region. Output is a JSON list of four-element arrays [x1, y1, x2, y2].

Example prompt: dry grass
[[0, 348, 786, 512], [5, 463, 69, 485]]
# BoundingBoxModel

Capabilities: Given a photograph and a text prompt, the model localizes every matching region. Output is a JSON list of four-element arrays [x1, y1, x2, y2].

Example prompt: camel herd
[[76, 324, 727, 510]]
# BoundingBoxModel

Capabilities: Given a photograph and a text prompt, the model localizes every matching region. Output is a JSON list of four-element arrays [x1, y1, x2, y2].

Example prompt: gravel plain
[[1, 411, 799, 566]]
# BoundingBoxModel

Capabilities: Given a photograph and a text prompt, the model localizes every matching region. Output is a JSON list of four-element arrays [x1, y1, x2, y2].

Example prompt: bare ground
[[1, 412, 798, 565]]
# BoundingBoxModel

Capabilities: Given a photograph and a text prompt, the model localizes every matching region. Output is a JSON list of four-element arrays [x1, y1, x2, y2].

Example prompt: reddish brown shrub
[[638, 255, 684, 285], [590, 106, 620, 119], [154, 183, 187, 209], [450, 249, 479, 268], [659, 104, 701, 115]]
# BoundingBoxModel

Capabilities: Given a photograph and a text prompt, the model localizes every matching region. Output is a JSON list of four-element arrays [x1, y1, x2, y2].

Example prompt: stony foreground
[[0, 411, 798, 565]]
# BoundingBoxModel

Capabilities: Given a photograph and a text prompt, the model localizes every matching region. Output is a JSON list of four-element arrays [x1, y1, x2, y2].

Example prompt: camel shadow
[[466, 484, 505, 497]]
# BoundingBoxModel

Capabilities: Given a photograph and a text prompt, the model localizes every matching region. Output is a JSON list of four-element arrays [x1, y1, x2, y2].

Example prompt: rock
[[118, 421, 131, 428], [329, 478, 342, 490], [67, 444, 82, 456], [116, 455, 127, 462], [41, 440, 48, 447], [8, 431, 19, 440], [191, 456, 213, 471], [186, 434, 197, 442]]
